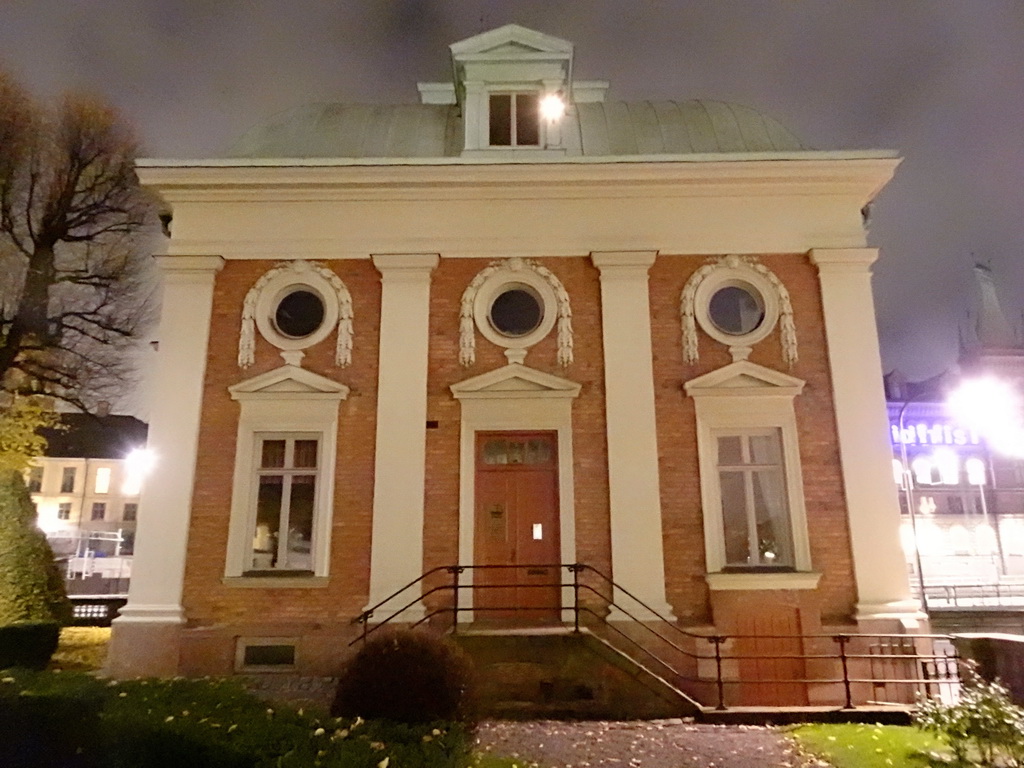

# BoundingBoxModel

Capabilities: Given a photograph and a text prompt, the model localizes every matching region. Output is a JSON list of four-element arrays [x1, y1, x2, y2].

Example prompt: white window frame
[[247, 432, 322, 574], [713, 427, 794, 569], [225, 365, 348, 582], [487, 91, 542, 147], [685, 361, 817, 590]]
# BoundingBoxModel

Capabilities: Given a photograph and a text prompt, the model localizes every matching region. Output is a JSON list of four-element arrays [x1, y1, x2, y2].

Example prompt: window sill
[[706, 571, 821, 591], [223, 575, 328, 589]]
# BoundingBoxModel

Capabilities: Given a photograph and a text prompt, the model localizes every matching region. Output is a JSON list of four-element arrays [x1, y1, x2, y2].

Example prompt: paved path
[[475, 720, 829, 768]]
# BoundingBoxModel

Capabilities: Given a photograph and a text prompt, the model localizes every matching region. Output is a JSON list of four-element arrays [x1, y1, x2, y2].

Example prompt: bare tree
[[0, 71, 155, 411]]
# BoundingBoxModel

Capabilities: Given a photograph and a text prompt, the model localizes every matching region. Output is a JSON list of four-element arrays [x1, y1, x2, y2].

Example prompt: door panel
[[474, 432, 560, 622]]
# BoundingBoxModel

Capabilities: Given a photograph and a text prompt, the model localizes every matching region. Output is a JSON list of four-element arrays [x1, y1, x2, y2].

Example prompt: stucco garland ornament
[[680, 255, 798, 368], [459, 257, 574, 367], [238, 261, 354, 369]]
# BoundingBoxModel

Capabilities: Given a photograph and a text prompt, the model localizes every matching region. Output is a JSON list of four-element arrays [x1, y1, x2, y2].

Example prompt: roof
[[228, 99, 806, 159], [39, 414, 149, 459]]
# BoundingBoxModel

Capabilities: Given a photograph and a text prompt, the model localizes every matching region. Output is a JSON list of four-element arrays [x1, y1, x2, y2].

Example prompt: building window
[[26, 466, 42, 493], [60, 467, 76, 494], [91, 502, 106, 521], [248, 435, 319, 574], [94, 467, 111, 494], [122, 503, 138, 522], [489, 93, 540, 146], [686, 361, 813, 581], [717, 429, 794, 568], [57, 503, 72, 520]]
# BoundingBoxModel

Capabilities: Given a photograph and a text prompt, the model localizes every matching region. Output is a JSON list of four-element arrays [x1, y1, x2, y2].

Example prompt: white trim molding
[[451, 363, 580, 623], [685, 360, 813, 578], [225, 365, 349, 580], [238, 260, 354, 369], [460, 257, 573, 367], [809, 248, 923, 623], [681, 255, 797, 367], [365, 254, 439, 620], [591, 251, 675, 621]]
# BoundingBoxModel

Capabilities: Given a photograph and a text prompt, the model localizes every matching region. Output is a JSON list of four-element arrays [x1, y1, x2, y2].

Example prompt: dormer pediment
[[450, 24, 573, 58], [229, 365, 350, 401], [684, 361, 805, 399], [451, 364, 581, 400]]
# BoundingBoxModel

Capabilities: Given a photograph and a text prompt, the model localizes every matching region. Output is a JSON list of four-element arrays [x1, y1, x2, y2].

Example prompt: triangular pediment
[[451, 364, 581, 400], [684, 361, 805, 398], [229, 365, 349, 400], [450, 24, 573, 58]]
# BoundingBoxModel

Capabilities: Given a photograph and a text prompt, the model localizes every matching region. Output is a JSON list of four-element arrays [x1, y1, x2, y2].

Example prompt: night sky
[[3, 1, 1022, 382]]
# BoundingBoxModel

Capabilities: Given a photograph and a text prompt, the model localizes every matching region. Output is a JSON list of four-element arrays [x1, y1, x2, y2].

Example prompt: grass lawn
[[790, 723, 949, 768], [51, 626, 111, 671]]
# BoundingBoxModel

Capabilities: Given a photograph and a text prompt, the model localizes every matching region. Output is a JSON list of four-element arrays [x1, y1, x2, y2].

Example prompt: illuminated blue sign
[[889, 422, 981, 446]]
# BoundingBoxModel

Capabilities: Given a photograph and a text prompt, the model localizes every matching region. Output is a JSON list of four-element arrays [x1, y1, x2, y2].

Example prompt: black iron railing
[[352, 563, 962, 710]]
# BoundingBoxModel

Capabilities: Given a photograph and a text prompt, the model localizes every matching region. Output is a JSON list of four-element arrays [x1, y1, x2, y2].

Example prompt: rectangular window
[[122, 502, 138, 522], [94, 467, 111, 494], [91, 502, 106, 521], [57, 503, 72, 520], [60, 467, 76, 494], [489, 93, 540, 147], [249, 436, 319, 574], [26, 466, 43, 493], [716, 429, 794, 569]]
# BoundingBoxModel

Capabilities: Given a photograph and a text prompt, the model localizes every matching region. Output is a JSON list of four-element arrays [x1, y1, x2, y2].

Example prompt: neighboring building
[[887, 264, 1024, 609], [109, 25, 919, 705], [29, 412, 149, 591]]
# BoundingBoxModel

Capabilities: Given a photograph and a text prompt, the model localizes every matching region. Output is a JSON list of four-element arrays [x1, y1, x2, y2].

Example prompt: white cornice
[[138, 156, 899, 205]]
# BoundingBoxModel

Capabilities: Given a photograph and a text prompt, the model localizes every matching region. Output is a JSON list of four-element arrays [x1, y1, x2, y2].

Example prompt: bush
[[332, 628, 477, 727], [915, 672, 1024, 767], [0, 470, 72, 628], [0, 670, 474, 768], [0, 621, 60, 670]]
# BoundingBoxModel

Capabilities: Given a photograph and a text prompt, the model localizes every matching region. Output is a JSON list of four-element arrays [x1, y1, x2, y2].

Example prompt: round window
[[489, 287, 543, 337], [274, 289, 326, 338], [707, 284, 765, 336]]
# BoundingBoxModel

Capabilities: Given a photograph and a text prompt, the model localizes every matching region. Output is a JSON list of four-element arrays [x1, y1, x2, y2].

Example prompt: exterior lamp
[[540, 93, 566, 122], [122, 447, 156, 496], [948, 377, 1024, 457]]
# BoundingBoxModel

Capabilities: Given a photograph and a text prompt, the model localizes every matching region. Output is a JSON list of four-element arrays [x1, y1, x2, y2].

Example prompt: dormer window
[[489, 93, 540, 147]]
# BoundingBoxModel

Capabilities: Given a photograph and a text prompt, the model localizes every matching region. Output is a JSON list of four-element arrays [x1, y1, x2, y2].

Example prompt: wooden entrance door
[[474, 431, 560, 623]]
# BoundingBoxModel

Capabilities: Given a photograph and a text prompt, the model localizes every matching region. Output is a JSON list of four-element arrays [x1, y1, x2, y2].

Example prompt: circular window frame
[[255, 270, 340, 352], [473, 269, 558, 352], [693, 266, 779, 349]]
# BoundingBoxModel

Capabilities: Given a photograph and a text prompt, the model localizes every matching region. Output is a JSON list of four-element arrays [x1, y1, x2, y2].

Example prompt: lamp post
[[896, 399, 929, 613]]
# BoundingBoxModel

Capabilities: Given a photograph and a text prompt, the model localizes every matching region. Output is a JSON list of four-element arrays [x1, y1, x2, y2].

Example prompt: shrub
[[0, 470, 72, 629], [0, 670, 474, 768], [915, 672, 1024, 767], [0, 621, 60, 670], [332, 628, 477, 727]]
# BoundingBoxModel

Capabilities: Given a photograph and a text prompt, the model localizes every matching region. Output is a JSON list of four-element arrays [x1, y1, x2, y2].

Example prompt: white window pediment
[[684, 360, 805, 399], [449, 24, 573, 59], [451, 363, 581, 401], [229, 365, 350, 401]]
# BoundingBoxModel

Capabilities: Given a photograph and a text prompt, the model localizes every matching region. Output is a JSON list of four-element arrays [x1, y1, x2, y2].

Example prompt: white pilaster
[[591, 251, 675, 620], [111, 256, 223, 646], [366, 254, 439, 620], [809, 248, 923, 623]]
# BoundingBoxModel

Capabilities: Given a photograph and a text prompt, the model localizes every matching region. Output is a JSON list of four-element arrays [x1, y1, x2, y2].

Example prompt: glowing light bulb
[[540, 93, 565, 122]]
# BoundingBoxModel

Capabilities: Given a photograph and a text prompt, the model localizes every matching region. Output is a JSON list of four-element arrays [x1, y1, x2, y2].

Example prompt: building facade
[[29, 413, 149, 589], [109, 25, 920, 701]]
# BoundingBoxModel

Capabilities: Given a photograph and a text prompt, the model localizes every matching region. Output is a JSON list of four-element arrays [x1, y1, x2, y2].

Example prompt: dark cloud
[[2, 0, 1022, 380]]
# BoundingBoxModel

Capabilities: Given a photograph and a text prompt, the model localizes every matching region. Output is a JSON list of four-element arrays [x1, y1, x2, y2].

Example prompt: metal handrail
[[348, 562, 962, 710]]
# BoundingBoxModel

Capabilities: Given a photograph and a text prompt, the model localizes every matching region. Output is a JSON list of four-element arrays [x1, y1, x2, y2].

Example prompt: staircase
[[453, 626, 702, 719]]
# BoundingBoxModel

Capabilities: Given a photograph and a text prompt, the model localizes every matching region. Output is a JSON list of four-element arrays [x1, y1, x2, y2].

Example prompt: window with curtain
[[716, 428, 794, 569], [248, 435, 320, 574]]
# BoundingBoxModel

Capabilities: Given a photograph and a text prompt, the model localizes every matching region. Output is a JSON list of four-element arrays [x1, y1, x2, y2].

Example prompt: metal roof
[[228, 99, 805, 159]]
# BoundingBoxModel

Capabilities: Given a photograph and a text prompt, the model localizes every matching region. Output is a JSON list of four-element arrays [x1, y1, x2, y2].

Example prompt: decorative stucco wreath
[[237, 260, 354, 369], [680, 255, 798, 368], [459, 257, 574, 367]]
